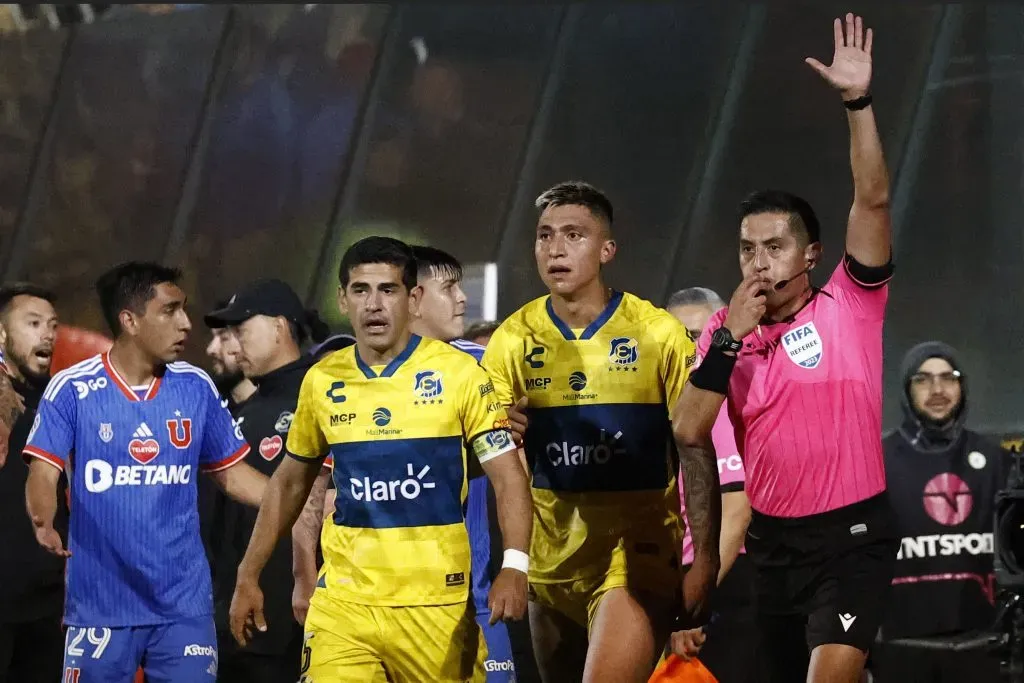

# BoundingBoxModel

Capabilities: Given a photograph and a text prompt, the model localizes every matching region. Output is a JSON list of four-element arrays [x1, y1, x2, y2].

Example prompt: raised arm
[[806, 13, 891, 266]]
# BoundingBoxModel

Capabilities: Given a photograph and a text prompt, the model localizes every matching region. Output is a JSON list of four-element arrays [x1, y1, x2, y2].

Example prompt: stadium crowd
[[0, 12, 1013, 683]]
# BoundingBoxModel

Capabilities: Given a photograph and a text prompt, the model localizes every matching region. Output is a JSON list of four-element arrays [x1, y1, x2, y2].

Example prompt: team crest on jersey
[[608, 337, 639, 368], [413, 371, 443, 403], [274, 411, 294, 434], [166, 415, 193, 449], [781, 321, 823, 369], [260, 435, 283, 461], [98, 422, 113, 443]]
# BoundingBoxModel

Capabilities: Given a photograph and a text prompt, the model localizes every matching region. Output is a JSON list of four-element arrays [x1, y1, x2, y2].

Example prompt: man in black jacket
[[204, 279, 330, 683], [872, 341, 1007, 682], [0, 283, 65, 683]]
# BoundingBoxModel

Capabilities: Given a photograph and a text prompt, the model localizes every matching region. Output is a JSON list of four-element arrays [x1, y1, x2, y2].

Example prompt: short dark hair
[[739, 190, 821, 245], [0, 282, 56, 318], [465, 320, 499, 341], [411, 245, 463, 284], [338, 236, 417, 291], [535, 181, 614, 226], [95, 262, 183, 336]]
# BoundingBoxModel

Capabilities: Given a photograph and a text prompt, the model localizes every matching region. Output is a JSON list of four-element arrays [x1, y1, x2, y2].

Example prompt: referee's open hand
[[487, 567, 528, 625], [723, 273, 770, 341], [229, 575, 267, 647]]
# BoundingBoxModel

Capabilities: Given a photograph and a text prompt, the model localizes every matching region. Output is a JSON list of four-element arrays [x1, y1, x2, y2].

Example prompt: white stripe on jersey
[[43, 356, 104, 401], [166, 362, 219, 397], [449, 338, 485, 353]]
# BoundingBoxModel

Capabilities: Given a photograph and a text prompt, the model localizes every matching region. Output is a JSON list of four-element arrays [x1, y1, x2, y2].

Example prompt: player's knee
[[808, 643, 868, 683]]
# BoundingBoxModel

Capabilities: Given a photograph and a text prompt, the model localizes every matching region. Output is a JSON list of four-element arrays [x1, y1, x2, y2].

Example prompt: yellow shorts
[[300, 591, 487, 683], [529, 543, 680, 631]]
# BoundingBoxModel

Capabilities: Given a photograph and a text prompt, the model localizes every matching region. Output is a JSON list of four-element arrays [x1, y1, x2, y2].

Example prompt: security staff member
[[204, 279, 330, 683]]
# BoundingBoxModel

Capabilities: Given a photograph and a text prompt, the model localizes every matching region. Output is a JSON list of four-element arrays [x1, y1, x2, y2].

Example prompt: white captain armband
[[472, 429, 515, 464], [502, 549, 529, 574]]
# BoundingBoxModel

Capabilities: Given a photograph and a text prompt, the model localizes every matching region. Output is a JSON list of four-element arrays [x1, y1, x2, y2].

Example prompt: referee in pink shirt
[[673, 13, 896, 683]]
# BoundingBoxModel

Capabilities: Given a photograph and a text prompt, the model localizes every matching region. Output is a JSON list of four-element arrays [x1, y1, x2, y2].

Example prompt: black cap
[[205, 279, 305, 329]]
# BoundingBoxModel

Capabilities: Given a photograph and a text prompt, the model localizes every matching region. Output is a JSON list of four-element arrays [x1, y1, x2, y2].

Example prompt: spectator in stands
[[464, 320, 499, 347], [0, 283, 65, 683], [872, 341, 1007, 682]]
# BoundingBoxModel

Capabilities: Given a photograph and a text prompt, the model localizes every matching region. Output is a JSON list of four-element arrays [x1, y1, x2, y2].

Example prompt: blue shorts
[[61, 615, 217, 683], [475, 612, 516, 682]]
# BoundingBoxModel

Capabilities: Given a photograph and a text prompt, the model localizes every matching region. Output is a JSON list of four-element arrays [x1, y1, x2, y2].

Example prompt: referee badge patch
[[781, 321, 823, 369]]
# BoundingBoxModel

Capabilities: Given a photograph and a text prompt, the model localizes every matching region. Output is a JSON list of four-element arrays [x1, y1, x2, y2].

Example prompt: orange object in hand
[[648, 654, 719, 683]]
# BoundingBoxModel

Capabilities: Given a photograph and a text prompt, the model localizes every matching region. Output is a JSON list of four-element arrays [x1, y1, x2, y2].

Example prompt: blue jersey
[[24, 353, 249, 627], [450, 338, 497, 614]]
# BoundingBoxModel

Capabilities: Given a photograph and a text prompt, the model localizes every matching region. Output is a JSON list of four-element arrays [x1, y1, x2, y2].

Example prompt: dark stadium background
[[0, 3, 1020, 439]]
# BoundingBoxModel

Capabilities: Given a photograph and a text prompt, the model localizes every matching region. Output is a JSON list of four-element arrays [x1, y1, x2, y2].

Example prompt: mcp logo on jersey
[[326, 381, 347, 403], [413, 371, 443, 401], [608, 337, 638, 366]]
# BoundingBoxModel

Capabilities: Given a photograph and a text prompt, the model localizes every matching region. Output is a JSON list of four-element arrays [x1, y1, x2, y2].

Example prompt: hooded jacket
[[881, 341, 1010, 639]]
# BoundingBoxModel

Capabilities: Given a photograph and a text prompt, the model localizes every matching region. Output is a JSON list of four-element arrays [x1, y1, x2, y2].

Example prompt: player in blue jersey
[[409, 245, 522, 682], [24, 262, 268, 683]]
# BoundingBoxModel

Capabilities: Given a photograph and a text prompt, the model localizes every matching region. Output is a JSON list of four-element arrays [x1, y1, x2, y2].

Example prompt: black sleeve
[[844, 252, 894, 288], [721, 481, 745, 494]]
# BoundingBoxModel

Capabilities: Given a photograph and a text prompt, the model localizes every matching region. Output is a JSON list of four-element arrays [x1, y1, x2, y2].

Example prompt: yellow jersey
[[287, 334, 516, 607], [481, 291, 695, 583]]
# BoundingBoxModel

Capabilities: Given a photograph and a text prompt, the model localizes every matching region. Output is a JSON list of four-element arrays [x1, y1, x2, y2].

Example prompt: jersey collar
[[355, 334, 421, 379], [102, 352, 162, 402], [545, 290, 623, 341]]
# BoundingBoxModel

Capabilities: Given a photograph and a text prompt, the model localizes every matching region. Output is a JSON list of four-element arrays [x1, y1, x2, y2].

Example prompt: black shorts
[[745, 493, 899, 678], [698, 554, 761, 683]]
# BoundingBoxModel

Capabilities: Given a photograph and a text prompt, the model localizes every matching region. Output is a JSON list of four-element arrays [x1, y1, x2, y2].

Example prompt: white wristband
[[502, 549, 529, 574]]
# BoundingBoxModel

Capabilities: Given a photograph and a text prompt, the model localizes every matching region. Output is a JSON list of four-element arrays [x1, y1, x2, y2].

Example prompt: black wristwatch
[[710, 326, 743, 353]]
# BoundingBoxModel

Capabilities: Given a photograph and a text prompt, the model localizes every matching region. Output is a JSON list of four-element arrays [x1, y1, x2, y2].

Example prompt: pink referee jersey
[[679, 405, 745, 565], [698, 258, 890, 518]]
